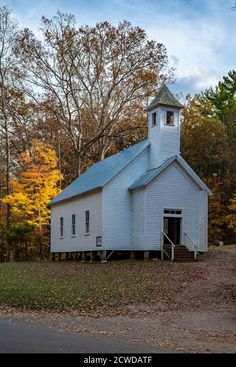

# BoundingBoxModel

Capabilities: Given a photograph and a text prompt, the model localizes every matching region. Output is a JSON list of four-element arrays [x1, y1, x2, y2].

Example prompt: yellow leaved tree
[[2, 140, 63, 258]]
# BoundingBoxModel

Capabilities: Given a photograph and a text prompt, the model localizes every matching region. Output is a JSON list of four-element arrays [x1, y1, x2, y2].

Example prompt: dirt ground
[[0, 246, 235, 353]]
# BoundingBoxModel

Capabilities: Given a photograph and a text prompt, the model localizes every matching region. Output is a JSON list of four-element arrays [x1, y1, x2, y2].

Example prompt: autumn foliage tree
[[205, 70, 236, 241], [181, 71, 236, 244], [181, 95, 228, 244], [181, 95, 228, 177], [227, 194, 236, 232], [2, 140, 62, 259], [0, 6, 20, 227], [206, 177, 226, 244], [16, 12, 170, 178]]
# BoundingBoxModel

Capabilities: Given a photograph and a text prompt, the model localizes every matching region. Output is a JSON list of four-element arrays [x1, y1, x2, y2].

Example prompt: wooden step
[[163, 244, 196, 262]]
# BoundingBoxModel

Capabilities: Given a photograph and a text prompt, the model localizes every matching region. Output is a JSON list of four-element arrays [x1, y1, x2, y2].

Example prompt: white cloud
[[4, 0, 236, 95], [145, 4, 236, 93]]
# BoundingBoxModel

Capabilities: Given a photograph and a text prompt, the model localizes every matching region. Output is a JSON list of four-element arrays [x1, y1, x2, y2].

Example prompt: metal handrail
[[184, 232, 198, 260], [161, 231, 175, 261]]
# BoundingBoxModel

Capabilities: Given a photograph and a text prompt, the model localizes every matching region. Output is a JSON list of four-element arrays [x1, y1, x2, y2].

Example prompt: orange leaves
[[135, 69, 157, 84], [207, 177, 227, 244], [181, 96, 230, 244], [181, 96, 228, 178]]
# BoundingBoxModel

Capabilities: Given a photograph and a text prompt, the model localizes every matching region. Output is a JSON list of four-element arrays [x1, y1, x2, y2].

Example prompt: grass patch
[[0, 260, 206, 312]]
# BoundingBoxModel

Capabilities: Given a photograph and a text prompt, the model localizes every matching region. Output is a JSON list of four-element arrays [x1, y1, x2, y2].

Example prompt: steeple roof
[[147, 84, 184, 111]]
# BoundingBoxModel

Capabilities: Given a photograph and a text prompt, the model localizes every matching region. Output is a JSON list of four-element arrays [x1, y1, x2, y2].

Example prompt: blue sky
[[1, 0, 236, 96]]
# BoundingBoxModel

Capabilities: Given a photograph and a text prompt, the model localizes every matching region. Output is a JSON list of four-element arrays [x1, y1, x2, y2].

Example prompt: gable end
[[129, 156, 212, 195]]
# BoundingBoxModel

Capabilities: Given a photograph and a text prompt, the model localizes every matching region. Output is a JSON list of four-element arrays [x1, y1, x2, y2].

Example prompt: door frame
[[162, 208, 183, 245]]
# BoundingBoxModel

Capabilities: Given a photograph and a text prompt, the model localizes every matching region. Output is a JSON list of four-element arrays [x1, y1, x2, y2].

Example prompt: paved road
[[0, 318, 158, 353]]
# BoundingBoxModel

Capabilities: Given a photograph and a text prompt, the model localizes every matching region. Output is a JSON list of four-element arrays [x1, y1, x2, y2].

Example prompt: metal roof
[[147, 84, 184, 111], [49, 140, 150, 205], [129, 155, 212, 195]]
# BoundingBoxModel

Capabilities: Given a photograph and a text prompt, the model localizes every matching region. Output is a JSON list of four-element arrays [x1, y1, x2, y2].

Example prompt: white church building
[[49, 85, 212, 261]]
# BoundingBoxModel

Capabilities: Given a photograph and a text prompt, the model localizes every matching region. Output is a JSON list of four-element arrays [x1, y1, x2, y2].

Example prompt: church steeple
[[147, 84, 184, 111], [147, 85, 184, 169]]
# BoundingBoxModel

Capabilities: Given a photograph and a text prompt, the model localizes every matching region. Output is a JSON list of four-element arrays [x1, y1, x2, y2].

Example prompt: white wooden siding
[[159, 107, 180, 164], [50, 191, 102, 252], [102, 149, 148, 250], [148, 108, 161, 169], [131, 189, 145, 247], [132, 162, 208, 252], [146, 163, 199, 251], [148, 106, 180, 168]]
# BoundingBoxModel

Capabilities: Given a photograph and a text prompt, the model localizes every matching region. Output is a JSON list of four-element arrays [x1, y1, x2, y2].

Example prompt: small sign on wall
[[96, 236, 102, 247]]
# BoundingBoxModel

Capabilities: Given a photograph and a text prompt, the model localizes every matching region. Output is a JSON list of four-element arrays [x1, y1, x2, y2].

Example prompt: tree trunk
[[1, 80, 11, 229], [100, 148, 106, 161], [75, 150, 81, 177], [5, 116, 11, 228], [58, 141, 62, 190]]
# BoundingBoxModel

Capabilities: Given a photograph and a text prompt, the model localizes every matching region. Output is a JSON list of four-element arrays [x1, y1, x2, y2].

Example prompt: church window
[[85, 210, 90, 234], [60, 217, 64, 237], [71, 214, 76, 236], [152, 112, 157, 126], [166, 111, 174, 125]]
